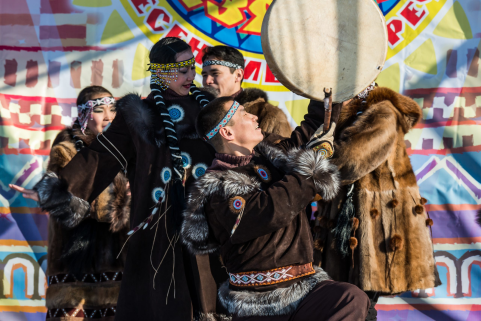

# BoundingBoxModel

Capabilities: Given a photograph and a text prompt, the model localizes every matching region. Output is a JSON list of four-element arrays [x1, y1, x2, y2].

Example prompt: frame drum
[[261, 0, 387, 102]]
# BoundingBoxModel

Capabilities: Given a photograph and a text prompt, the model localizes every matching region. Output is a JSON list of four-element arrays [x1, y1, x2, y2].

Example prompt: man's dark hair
[[196, 96, 235, 150], [202, 46, 245, 73]]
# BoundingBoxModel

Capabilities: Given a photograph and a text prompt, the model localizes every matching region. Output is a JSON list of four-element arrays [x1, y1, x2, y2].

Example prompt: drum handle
[[323, 88, 333, 133]]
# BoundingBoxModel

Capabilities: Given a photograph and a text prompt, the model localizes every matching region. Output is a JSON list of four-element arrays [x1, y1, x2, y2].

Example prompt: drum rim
[[261, 0, 388, 102]]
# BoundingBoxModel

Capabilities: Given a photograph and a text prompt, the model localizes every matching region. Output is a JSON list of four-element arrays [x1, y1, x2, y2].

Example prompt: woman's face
[[168, 49, 196, 96], [85, 92, 116, 135]]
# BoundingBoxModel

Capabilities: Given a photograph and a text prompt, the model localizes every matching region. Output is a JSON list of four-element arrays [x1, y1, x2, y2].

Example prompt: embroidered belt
[[48, 272, 123, 285], [229, 263, 315, 287], [47, 307, 116, 319]]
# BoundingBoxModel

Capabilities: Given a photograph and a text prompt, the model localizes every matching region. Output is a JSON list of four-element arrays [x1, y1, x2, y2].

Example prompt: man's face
[[202, 58, 243, 97], [224, 101, 264, 150]]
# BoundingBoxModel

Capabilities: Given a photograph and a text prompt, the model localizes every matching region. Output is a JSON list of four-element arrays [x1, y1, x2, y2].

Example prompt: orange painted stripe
[[0, 306, 47, 313], [0, 240, 48, 246], [433, 237, 481, 244], [425, 204, 481, 212], [0, 207, 46, 215], [377, 304, 481, 311]]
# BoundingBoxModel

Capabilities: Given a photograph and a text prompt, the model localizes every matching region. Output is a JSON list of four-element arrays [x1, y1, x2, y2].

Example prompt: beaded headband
[[77, 97, 115, 110], [203, 60, 243, 70], [76, 97, 116, 134], [203, 101, 240, 141], [149, 56, 195, 90]]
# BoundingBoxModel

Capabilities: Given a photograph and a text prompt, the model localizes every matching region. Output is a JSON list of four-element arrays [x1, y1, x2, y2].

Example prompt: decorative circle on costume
[[254, 166, 270, 182], [233, 199, 243, 210], [167, 105, 185, 123], [192, 163, 208, 179], [313, 142, 334, 159], [161, 167, 172, 184], [151, 187, 165, 203], [181, 152, 192, 169], [229, 196, 246, 214]]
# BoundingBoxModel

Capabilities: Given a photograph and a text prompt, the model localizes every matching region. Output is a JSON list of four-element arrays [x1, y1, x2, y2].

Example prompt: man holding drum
[[181, 96, 370, 321], [201, 45, 292, 137]]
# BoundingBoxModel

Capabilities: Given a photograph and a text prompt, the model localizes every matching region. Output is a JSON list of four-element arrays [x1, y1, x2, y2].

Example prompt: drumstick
[[323, 88, 333, 133]]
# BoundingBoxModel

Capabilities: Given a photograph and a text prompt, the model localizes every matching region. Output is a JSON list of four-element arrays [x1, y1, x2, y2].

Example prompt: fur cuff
[[218, 267, 330, 317], [33, 172, 90, 228], [287, 149, 340, 201], [194, 312, 232, 321]]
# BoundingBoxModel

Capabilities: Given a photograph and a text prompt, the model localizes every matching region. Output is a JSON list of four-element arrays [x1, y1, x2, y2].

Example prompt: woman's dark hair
[[76, 86, 112, 106], [196, 96, 234, 150], [150, 37, 191, 64]]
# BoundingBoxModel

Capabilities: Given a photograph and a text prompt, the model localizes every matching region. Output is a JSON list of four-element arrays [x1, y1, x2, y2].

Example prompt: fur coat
[[314, 87, 441, 294], [44, 126, 130, 320], [235, 88, 292, 137]]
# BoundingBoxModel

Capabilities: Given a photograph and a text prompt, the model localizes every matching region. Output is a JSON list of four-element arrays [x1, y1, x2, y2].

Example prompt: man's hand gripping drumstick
[[306, 88, 351, 158]]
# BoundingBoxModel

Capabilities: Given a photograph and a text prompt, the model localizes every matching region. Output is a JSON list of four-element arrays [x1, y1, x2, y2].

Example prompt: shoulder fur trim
[[116, 93, 165, 147], [33, 172, 90, 228], [236, 88, 268, 105], [218, 267, 330, 317]]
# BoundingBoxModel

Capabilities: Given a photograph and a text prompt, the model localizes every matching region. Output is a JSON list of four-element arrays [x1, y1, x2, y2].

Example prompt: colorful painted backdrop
[[0, 0, 480, 320]]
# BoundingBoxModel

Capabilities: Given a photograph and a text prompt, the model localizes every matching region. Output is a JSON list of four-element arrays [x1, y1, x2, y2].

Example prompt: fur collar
[[181, 142, 340, 255], [218, 267, 330, 317], [115, 93, 202, 147], [235, 88, 268, 105], [338, 87, 422, 133]]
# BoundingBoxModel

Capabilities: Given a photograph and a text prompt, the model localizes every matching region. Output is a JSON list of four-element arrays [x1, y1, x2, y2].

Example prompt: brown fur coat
[[235, 88, 292, 137], [314, 87, 440, 294], [45, 126, 130, 317]]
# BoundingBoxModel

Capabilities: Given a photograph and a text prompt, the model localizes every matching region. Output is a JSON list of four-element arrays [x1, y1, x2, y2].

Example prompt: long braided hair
[[149, 37, 210, 231]]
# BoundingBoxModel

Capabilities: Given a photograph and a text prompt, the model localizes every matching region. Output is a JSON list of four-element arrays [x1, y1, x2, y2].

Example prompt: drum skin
[[261, 0, 388, 102]]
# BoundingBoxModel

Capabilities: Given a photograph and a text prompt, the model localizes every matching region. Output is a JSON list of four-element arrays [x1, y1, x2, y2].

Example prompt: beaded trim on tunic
[[47, 307, 117, 319], [229, 263, 315, 287], [48, 272, 123, 285]]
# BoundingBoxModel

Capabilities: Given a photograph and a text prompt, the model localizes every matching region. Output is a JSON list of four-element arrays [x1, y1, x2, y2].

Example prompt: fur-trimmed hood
[[182, 141, 340, 255], [338, 87, 422, 133]]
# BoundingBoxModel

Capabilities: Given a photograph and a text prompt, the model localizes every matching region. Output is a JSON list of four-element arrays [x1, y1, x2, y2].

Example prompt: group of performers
[[11, 37, 439, 321]]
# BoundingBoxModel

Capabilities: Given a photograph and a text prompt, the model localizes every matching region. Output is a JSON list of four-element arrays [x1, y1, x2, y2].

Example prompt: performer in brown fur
[[41, 86, 130, 320], [311, 86, 441, 320], [201, 45, 292, 137], [182, 96, 370, 321]]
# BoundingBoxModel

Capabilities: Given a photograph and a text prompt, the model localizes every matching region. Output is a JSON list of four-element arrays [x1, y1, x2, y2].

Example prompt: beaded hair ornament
[[149, 57, 195, 90], [203, 101, 240, 141], [76, 97, 115, 134], [203, 60, 243, 70]]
